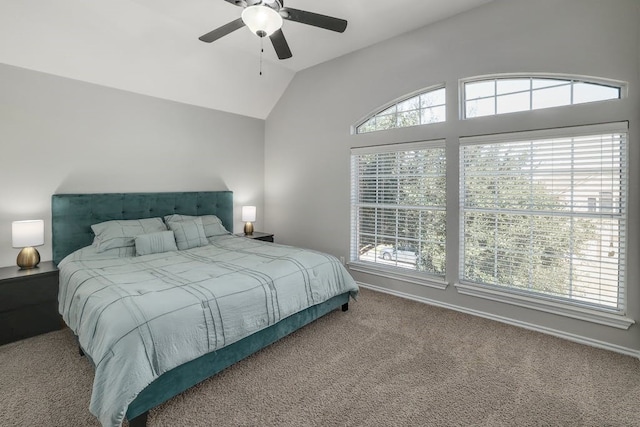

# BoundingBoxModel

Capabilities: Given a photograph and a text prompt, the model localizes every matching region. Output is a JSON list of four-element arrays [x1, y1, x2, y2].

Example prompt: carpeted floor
[[1, 287, 639, 427]]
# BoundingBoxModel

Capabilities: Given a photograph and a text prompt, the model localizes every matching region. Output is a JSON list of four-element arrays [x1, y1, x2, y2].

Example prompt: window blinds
[[459, 123, 628, 311], [350, 141, 446, 276]]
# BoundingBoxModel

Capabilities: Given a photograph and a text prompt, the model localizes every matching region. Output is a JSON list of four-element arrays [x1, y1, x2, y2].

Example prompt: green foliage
[[357, 143, 598, 298], [462, 145, 598, 297], [463, 212, 596, 296], [356, 148, 446, 276], [356, 88, 446, 133]]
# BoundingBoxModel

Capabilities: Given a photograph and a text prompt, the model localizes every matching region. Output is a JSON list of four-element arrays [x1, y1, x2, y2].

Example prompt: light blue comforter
[[58, 235, 358, 427]]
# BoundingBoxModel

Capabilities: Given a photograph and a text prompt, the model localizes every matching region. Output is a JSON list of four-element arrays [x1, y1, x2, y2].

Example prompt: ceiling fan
[[199, 0, 348, 60]]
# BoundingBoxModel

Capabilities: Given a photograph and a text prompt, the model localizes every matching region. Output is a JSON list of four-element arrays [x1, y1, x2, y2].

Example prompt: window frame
[[460, 73, 627, 120], [349, 140, 448, 290], [457, 122, 633, 329], [353, 84, 446, 134], [349, 74, 633, 330]]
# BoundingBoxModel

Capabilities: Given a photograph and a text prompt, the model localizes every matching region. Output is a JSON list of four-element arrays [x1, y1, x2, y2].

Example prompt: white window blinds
[[350, 141, 446, 276], [459, 123, 628, 311]]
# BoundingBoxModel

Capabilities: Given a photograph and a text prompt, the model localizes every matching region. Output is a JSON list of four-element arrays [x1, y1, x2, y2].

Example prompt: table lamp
[[12, 219, 44, 269], [242, 206, 256, 236]]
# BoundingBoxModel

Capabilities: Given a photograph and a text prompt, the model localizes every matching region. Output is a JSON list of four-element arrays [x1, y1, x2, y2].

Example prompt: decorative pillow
[[167, 217, 209, 250], [134, 231, 178, 256], [91, 218, 167, 253], [164, 214, 228, 237]]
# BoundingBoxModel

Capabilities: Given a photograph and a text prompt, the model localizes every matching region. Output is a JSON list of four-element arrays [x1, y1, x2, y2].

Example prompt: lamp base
[[17, 247, 40, 269], [244, 222, 254, 236]]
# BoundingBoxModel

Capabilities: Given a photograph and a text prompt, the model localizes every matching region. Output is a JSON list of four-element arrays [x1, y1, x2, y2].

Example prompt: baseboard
[[358, 282, 640, 360]]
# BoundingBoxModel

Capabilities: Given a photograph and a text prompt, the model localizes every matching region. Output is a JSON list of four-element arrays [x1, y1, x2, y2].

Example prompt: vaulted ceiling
[[0, 0, 492, 119]]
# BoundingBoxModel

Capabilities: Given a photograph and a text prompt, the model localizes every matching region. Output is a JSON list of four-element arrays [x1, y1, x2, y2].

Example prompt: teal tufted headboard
[[51, 191, 233, 265]]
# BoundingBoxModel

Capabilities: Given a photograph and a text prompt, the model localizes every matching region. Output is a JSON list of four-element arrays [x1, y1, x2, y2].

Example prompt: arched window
[[462, 75, 624, 119], [351, 72, 632, 328], [356, 86, 445, 134]]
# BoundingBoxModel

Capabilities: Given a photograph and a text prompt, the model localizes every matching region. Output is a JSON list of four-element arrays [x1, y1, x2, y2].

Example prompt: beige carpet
[[1, 287, 639, 427]]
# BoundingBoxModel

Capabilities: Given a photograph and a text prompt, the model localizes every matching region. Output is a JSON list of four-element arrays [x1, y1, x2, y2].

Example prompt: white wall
[[0, 63, 265, 267], [265, 0, 640, 353]]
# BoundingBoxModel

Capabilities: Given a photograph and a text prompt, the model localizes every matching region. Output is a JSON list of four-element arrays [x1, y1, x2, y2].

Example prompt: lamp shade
[[242, 206, 257, 222], [12, 220, 45, 248], [241, 5, 283, 37]]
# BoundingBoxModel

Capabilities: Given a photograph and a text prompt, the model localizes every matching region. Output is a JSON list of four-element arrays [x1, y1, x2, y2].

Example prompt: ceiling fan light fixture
[[241, 5, 283, 37]]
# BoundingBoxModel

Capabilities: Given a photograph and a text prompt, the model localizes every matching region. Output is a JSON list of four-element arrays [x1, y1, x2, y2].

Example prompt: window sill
[[455, 282, 635, 330], [348, 262, 448, 290]]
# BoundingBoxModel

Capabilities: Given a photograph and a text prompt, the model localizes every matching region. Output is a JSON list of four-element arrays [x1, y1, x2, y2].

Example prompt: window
[[350, 141, 446, 283], [351, 73, 631, 328], [459, 123, 628, 312], [356, 86, 446, 134], [463, 76, 623, 119]]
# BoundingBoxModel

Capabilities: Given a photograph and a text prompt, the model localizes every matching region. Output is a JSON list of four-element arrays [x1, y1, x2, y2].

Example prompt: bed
[[51, 191, 358, 427]]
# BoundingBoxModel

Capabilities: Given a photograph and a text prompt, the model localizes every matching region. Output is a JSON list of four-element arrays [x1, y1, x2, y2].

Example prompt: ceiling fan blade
[[270, 29, 292, 60], [281, 7, 347, 33], [199, 18, 245, 43]]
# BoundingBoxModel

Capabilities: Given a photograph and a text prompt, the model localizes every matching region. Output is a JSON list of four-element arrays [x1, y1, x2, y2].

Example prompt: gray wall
[[0, 63, 265, 267], [265, 0, 640, 353]]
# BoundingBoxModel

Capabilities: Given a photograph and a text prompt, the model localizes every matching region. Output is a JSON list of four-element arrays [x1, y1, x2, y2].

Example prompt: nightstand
[[0, 261, 62, 345], [235, 231, 274, 243]]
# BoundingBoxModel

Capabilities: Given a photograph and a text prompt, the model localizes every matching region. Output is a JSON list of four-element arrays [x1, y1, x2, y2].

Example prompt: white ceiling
[[0, 0, 492, 119]]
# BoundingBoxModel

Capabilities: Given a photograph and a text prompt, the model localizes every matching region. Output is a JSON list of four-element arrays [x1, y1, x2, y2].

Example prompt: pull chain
[[259, 36, 264, 76]]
